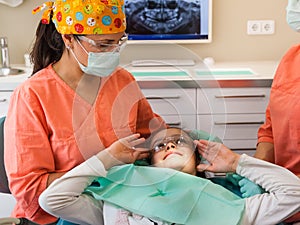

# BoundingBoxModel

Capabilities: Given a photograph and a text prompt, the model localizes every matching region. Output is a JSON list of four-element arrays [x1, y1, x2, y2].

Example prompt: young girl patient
[[39, 128, 300, 225]]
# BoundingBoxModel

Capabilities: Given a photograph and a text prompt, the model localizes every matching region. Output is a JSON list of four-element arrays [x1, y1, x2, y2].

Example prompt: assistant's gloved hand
[[226, 173, 265, 198], [238, 177, 265, 198], [57, 219, 79, 225], [226, 173, 243, 186]]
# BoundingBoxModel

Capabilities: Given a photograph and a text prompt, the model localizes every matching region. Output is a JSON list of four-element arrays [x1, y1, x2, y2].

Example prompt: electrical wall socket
[[247, 20, 275, 35]]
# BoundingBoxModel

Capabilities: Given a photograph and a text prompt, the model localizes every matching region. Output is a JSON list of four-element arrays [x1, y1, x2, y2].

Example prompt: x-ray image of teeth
[[125, 0, 201, 34]]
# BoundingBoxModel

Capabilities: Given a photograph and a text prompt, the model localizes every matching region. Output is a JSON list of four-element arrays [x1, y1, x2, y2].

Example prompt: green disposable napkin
[[85, 165, 245, 225]]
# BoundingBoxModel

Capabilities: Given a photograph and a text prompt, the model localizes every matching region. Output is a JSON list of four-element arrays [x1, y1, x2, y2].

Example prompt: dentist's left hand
[[96, 133, 149, 170]]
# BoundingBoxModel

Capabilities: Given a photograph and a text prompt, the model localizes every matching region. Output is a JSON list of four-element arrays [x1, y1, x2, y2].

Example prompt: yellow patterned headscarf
[[32, 0, 126, 35]]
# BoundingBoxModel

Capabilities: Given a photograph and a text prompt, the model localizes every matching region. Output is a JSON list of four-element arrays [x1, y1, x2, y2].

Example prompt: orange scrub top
[[257, 44, 300, 222], [4, 65, 166, 224]]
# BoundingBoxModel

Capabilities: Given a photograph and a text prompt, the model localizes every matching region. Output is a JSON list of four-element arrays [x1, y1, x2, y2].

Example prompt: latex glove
[[238, 177, 265, 198], [57, 219, 78, 225], [226, 173, 243, 186], [226, 173, 265, 198]]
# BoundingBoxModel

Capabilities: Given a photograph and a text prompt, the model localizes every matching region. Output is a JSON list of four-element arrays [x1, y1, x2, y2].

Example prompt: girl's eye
[[176, 137, 188, 145], [157, 143, 166, 148], [154, 143, 166, 152]]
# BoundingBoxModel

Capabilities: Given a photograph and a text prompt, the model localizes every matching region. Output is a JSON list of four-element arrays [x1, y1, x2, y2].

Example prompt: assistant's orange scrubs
[[4, 65, 166, 224], [257, 44, 300, 222]]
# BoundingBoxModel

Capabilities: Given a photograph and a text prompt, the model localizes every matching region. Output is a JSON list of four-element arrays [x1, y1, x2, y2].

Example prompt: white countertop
[[0, 61, 279, 90], [126, 60, 279, 81]]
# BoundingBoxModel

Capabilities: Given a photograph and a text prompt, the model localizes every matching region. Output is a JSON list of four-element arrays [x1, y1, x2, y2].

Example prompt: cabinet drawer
[[142, 88, 196, 115], [160, 114, 196, 130], [223, 140, 257, 151], [197, 88, 270, 114], [0, 91, 13, 117], [197, 114, 265, 141], [233, 149, 256, 156]]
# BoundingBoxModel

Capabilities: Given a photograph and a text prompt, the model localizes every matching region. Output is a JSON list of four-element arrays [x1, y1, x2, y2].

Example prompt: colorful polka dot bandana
[[32, 0, 126, 35]]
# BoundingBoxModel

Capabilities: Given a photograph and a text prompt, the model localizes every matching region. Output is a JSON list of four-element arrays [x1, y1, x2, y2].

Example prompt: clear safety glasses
[[77, 34, 128, 53], [151, 134, 195, 153]]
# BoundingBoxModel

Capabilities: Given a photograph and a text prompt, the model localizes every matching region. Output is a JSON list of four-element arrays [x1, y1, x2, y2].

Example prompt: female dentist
[[4, 0, 166, 224]]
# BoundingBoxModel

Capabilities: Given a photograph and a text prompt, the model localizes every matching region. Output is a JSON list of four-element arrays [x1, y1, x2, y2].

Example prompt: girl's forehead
[[155, 128, 179, 137], [152, 128, 188, 142]]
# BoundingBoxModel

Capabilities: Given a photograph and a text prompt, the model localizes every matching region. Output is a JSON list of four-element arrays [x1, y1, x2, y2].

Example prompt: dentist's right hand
[[96, 133, 148, 170]]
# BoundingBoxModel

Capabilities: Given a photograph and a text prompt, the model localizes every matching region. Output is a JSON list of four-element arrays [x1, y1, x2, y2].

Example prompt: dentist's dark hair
[[30, 19, 64, 75]]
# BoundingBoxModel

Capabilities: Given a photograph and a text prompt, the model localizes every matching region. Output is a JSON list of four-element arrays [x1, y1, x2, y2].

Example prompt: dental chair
[[0, 117, 10, 194]]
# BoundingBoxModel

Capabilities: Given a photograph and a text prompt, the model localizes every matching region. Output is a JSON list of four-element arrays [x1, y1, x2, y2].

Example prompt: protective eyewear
[[77, 34, 128, 52], [152, 134, 195, 152]]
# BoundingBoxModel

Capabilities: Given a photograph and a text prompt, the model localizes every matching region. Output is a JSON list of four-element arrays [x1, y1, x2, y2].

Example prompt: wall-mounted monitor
[[124, 0, 212, 44]]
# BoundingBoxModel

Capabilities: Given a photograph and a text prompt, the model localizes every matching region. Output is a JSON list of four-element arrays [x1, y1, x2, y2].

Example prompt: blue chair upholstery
[[0, 116, 10, 194]]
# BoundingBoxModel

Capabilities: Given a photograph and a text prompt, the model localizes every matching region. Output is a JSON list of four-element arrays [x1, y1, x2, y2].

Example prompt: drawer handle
[[214, 121, 264, 125], [0, 98, 7, 103], [231, 148, 256, 151], [146, 96, 180, 100], [215, 94, 266, 99], [166, 122, 181, 126]]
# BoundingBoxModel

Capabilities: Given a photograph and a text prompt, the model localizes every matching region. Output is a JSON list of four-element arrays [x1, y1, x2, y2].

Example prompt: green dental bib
[[85, 165, 245, 225]]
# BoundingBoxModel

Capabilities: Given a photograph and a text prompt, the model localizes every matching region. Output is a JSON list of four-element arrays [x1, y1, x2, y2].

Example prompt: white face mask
[[71, 39, 120, 77], [286, 0, 300, 32]]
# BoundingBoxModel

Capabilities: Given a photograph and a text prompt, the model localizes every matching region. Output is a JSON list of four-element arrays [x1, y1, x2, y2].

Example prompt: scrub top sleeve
[[4, 88, 56, 218], [257, 104, 274, 144], [237, 154, 300, 225]]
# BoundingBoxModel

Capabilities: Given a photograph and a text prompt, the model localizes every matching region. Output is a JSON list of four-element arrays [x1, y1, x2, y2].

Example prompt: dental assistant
[[254, 0, 300, 223], [4, 0, 166, 224]]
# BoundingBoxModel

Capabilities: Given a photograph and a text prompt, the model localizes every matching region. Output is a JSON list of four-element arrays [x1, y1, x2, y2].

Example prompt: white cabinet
[[141, 86, 271, 155], [196, 87, 270, 114], [0, 91, 13, 117], [141, 88, 197, 129], [197, 87, 270, 154], [0, 71, 28, 117]]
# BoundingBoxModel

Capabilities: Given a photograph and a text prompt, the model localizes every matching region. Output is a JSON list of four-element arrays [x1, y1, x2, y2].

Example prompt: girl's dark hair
[[195, 149, 206, 178], [30, 20, 64, 75]]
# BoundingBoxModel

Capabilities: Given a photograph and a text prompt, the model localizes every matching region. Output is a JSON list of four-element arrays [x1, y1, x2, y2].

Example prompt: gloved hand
[[57, 219, 79, 225], [238, 177, 265, 198], [226, 173, 243, 186], [226, 173, 265, 198]]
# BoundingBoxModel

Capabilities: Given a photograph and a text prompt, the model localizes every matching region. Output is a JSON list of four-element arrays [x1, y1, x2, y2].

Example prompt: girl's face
[[150, 128, 197, 175]]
